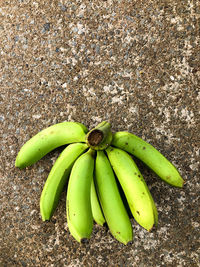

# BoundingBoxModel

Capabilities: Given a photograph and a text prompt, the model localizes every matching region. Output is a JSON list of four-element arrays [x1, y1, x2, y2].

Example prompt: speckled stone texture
[[0, 0, 200, 266]]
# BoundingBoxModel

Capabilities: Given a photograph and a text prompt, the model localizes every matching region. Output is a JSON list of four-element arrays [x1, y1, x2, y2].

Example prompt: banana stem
[[86, 121, 113, 150]]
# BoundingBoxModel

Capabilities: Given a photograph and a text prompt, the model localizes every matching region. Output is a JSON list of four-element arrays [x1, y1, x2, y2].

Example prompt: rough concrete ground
[[0, 0, 199, 266]]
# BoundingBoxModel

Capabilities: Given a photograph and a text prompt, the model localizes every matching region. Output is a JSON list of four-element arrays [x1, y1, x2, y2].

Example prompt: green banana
[[91, 177, 105, 226], [95, 150, 133, 244], [111, 132, 184, 187], [106, 146, 157, 231], [40, 143, 88, 221], [66, 149, 95, 243], [15, 122, 88, 168]]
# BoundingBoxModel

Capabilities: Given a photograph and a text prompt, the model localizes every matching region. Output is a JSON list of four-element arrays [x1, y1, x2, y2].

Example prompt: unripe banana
[[15, 122, 88, 168], [111, 132, 184, 187], [91, 178, 105, 226], [106, 146, 157, 231], [66, 149, 95, 243], [40, 143, 88, 221], [95, 150, 133, 244]]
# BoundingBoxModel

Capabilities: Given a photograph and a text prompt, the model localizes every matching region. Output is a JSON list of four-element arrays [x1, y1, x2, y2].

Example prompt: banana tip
[[15, 159, 25, 169], [15, 159, 19, 168], [40, 211, 50, 222], [148, 223, 157, 232], [41, 217, 50, 222], [80, 238, 89, 244], [15, 163, 22, 169], [176, 179, 185, 188]]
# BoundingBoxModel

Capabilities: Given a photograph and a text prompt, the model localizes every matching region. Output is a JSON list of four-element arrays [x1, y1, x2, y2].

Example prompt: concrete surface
[[0, 0, 200, 266]]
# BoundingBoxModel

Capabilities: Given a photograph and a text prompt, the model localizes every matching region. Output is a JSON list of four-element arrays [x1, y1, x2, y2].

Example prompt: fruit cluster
[[15, 121, 184, 244]]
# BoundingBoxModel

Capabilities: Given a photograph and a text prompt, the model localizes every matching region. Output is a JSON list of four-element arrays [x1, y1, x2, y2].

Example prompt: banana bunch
[[15, 121, 184, 244]]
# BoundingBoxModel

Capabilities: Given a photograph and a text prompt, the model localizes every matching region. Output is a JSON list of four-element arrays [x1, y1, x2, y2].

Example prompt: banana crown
[[16, 120, 184, 244], [86, 121, 113, 150]]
